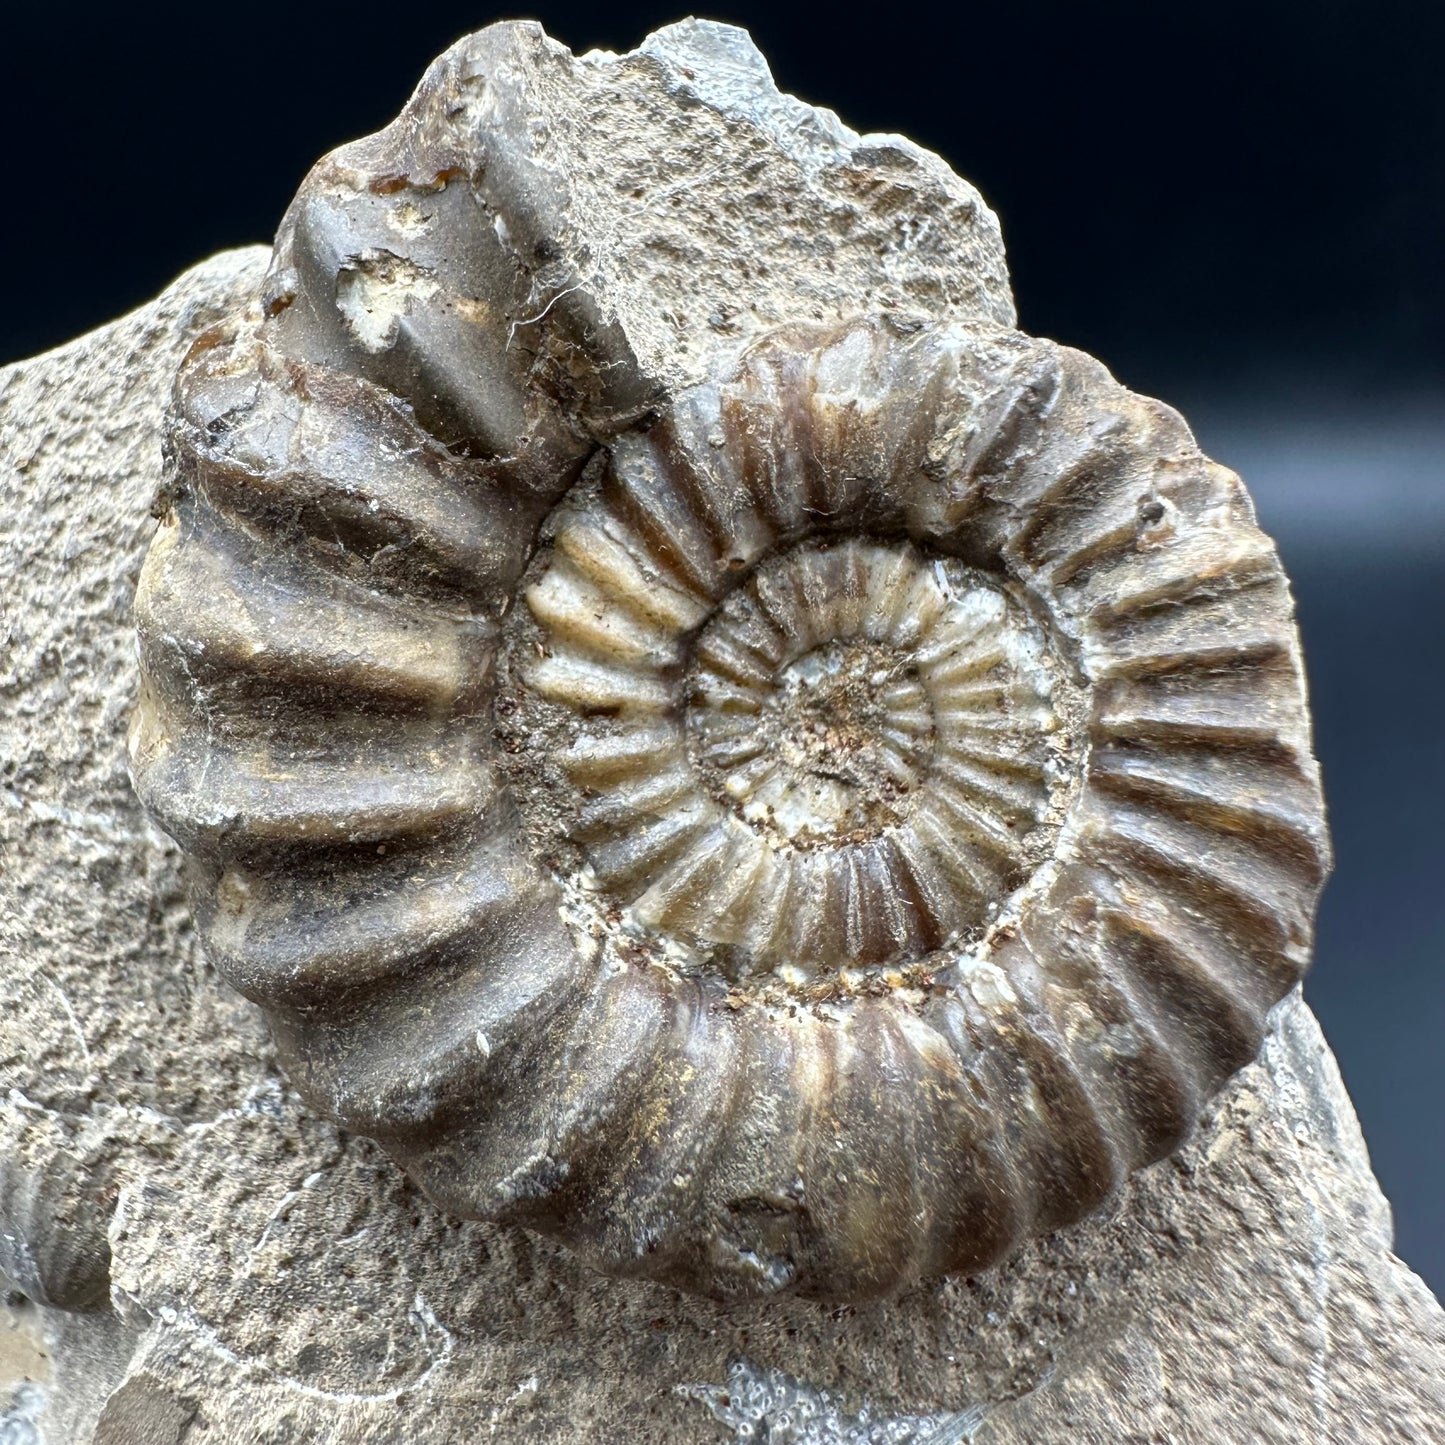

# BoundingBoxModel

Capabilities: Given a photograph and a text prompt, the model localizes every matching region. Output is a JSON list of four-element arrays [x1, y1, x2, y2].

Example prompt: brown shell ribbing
[[130, 50, 1329, 1303]]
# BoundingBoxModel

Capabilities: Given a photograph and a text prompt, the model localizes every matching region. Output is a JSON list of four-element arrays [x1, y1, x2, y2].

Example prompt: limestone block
[[1, 20, 1441, 1443]]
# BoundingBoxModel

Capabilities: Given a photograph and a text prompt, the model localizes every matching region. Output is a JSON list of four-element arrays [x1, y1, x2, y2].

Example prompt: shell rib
[[130, 50, 1329, 1303]]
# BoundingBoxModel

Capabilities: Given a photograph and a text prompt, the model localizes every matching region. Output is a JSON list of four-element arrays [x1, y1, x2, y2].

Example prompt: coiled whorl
[[131, 43, 1328, 1302]]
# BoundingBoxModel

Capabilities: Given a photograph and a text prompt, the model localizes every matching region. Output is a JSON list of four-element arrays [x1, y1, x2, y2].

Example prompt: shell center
[[504, 524, 1080, 981], [693, 638, 933, 847]]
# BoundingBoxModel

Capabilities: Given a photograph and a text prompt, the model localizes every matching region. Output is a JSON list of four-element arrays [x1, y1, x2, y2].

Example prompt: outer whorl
[[130, 38, 1329, 1302]]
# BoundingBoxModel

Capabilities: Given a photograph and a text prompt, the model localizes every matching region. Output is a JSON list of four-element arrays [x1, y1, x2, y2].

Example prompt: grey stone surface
[[551, 18, 1016, 387], [1, 19, 1442, 1443]]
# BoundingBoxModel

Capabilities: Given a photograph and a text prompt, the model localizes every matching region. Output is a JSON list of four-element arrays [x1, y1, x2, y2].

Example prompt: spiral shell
[[130, 43, 1329, 1302]]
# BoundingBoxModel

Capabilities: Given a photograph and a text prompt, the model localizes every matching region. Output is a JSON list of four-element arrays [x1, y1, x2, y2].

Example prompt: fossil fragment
[[129, 29, 1329, 1301], [0, 1114, 120, 1311]]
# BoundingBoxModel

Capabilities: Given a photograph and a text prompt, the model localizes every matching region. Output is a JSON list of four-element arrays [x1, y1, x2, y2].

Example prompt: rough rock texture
[[1, 20, 1442, 1443]]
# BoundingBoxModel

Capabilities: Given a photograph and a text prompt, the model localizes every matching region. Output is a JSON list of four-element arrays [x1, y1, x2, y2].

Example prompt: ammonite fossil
[[130, 32, 1329, 1301]]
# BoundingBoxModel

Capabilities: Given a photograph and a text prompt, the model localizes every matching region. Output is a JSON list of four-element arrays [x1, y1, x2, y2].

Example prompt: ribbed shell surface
[[130, 41, 1329, 1302]]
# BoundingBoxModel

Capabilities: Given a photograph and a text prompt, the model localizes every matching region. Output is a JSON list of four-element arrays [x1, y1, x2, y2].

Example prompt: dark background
[[4, 3, 1442, 1290]]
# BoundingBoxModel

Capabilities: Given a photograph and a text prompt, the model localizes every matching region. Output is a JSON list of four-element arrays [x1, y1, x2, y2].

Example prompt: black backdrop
[[4, 2, 1442, 1292]]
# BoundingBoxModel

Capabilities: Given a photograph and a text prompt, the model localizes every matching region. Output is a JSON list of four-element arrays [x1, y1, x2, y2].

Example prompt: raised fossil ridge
[[129, 24, 1330, 1301]]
